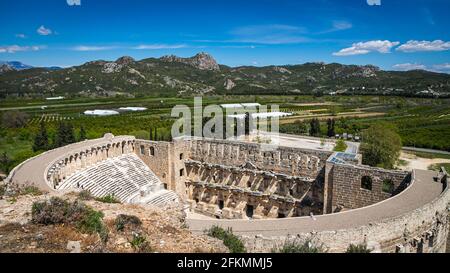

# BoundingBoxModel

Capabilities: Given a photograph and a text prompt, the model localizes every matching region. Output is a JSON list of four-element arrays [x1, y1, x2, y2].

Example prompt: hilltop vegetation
[[0, 191, 226, 253], [1, 53, 450, 99]]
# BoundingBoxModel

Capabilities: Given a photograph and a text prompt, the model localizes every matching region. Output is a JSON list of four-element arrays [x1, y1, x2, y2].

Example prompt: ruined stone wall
[[189, 139, 332, 178], [241, 173, 450, 253], [185, 161, 322, 219], [134, 140, 171, 189], [134, 139, 191, 198], [325, 162, 410, 212], [170, 139, 192, 198]]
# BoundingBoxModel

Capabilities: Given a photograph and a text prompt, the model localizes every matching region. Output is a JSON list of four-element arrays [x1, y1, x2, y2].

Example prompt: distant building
[[119, 107, 148, 112], [84, 110, 120, 116], [220, 103, 261, 109], [228, 112, 292, 119], [46, 96, 65, 101]]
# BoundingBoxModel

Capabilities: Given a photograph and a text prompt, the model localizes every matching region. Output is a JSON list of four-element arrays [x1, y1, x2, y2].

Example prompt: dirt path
[[398, 152, 450, 171], [280, 112, 385, 124]]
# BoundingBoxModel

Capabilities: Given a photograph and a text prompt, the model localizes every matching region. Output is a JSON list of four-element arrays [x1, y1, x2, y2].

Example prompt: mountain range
[[1, 53, 449, 99]]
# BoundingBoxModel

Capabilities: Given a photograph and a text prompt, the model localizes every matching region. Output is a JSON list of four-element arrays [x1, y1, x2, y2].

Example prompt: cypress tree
[[79, 126, 87, 141], [65, 123, 76, 144], [54, 122, 65, 148], [327, 118, 336, 137], [33, 121, 49, 152]]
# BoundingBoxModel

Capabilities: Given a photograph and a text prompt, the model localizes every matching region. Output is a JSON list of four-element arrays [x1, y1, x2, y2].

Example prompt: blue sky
[[0, 0, 449, 72]]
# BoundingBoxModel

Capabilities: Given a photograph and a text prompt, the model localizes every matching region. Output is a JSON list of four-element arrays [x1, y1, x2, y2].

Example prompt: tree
[[296, 120, 307, 135], [55, 122, 76, 148], [309, 118, 321, 137], [79, 126, 87, 141], [360, 124, 402, 169], [1, 111, 29, 128], [0, 152, 11, 173], [334, 139, 347, 152], [327, 118, 335, 137], [33, 121, 49, 152]]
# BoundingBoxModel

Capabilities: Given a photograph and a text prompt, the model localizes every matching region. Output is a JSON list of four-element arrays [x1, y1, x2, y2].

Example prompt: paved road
[[402, 147, 450, 155], [187, 170, 443, 236]]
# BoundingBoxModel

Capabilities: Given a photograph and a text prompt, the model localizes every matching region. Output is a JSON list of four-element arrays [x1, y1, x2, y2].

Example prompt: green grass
[[406, 151, 450, 160], [346, 244, 371, 253], [20, 186, 43, 196], [206, 226, 246, 253], [95, 194, 121, 204], [428, 163, 450, 173]]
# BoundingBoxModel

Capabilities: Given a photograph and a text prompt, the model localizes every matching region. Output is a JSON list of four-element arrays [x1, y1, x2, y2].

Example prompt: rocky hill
[[0, 187, 226, 253], [1, 52, 449, 99]]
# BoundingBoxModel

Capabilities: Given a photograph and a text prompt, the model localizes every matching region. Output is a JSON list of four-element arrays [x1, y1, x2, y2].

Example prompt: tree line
[[33, 121, 87, 152]]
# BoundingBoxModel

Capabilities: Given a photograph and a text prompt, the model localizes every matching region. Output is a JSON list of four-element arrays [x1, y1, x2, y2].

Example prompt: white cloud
[[229, 24, 309, 45], [332, 21, 353, 31], [15, 34, 26, 39], [67, 0, 81, 6], [133, 44, 187, 50], [0, 45, 45, 53], [392, 63, 426, 71], [397, 40, 450, 52], [72, 46, 117, 51], [392, 63, 450, 74], [333, 40, 400, 56], [37, 25, 52, 36], [319, 21, 352, 34], [432, 63, 450, 73]]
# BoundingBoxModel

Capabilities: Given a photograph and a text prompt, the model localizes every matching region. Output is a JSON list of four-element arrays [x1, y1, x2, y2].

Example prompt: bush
[[130, 233, 153, 253], [77, 190, 93, 200], [115, 214, 142, 232], [21, 186, 43, 196], [76, 207, 105, 234], [206, 226, 246, 253], [334, 139, 348, 152], [0, 184, 6, 197], [32, 197, 70, 225], [95, 194, 120, 204], [346, 243, 371, 253], [274, 238, 326, 253], [31, 197, 106, 235]]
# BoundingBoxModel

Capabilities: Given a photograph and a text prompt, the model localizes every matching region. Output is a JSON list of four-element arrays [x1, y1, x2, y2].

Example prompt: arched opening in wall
[[382, 179, 394, 194], [179, 168, 185, 177], [195, 198, 199, 203], [361, 176, 373, 191], [245, 205, 254, 218], [247, 181, 252, 188], [140, 145, 145, 155], [179, 153, 184, 160], [150, 146, 155, 156], [289, 189, 294, 196], [416, 241, 424, 253], [163, 183, 168, 190], [218, 200, 224, 210]]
